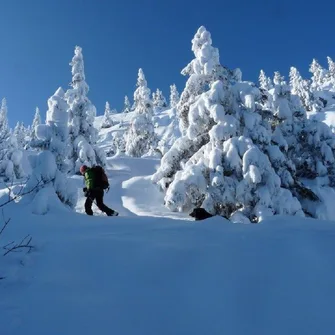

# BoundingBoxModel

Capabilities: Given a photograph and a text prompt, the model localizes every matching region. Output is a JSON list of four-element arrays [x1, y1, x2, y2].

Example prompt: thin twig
[[3, 235, 33, 256], [0, 216, 10, 236], [0, 177, 45, 209]]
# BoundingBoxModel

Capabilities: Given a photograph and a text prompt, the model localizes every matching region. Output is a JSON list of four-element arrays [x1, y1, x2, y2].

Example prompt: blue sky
[[0, 0, 334, 127]]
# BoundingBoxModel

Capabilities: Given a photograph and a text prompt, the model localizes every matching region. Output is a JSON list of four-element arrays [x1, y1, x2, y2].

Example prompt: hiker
[[80, 165, 118, 217]]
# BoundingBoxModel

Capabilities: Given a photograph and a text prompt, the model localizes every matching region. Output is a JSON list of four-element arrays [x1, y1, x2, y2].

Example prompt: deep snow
[[1, 155, 335, 335], [2, 109, 335, 334]]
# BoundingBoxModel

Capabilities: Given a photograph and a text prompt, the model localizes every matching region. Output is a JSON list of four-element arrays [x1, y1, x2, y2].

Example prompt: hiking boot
[[107, 210, 119, 217]]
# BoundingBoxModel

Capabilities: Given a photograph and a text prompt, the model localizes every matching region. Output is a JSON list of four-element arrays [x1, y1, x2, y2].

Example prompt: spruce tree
[[65, 46, 106, 173], [101, 101, 113, 128], [31, 107, 42, 141], [26, 87, 77, 212], [123, 96, 131, 113], [0, 99, 24, 180], [169, 84, 180, 108], [177, 26, 228, 134], [125, 69, 156, 157], [152, 26, 332, 222], [152, 89, 167, 113]]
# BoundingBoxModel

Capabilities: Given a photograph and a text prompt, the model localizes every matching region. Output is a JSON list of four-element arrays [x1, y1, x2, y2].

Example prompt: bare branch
[[0, 177, 47, 209], [0, 176, 49, 278], [3, 235, 34, 256], [0, 215, 10, 236]]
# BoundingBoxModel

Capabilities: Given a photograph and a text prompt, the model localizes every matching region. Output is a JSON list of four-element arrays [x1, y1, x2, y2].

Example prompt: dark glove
[[83, 187, 90, 197]]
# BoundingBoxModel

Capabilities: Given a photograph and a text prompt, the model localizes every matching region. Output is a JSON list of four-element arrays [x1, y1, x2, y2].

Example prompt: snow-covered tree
[[125, 68, 156, 157], [309, 59, 326, 90], [153, 75, 305, 222], [169, 84, 180, 108], [25, 87, 77, 214], [122, 96, 131, 113], [0, 99, 24, 181], [31, 107, 41, 140], [257, 70, 274, 112], [323, 56, 335, 90], [267, 75, 335, 214], [14, 122, 26, 149], [110, 132, 127, 156], [22, 124, 31, 149], [289, 67, 316, 112], [307, 60, 329, 110], [65, 46, 106, 173], [36, 87, 70, 172], [101, 101, 114, 128], [177, 26, 228, 134], [0, 98, 10, 141], [152, 26, 332, 223], [259, 70, 273, 91], [152, 89, 167, 112], [327, 56, 335, 79]]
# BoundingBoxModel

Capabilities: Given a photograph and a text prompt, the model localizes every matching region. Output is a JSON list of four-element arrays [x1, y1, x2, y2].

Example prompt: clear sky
[[0, 0, 334, 127]]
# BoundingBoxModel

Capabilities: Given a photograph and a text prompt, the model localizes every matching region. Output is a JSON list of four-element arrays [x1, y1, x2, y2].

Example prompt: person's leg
[[95, 189, 115, 216], [84, 192, 94, 215]]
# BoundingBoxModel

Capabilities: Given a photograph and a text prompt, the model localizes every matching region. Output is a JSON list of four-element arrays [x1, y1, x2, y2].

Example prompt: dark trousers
[[85, 188, 114, 216]]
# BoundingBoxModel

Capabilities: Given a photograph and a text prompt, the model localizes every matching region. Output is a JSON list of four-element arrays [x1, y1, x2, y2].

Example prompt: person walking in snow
[[80, 165, 118, 217]]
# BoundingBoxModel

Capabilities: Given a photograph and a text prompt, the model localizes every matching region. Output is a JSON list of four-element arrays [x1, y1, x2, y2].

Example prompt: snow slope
[[308, 105, 335, 131], [95, 107, 181, 156], [1, 154, 335, 335]]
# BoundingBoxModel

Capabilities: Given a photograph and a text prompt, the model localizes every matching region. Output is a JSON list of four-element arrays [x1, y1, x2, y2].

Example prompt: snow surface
[[308, 106, 335, 131], [1, 152, 335, 335], [2, 102, 335, 334]]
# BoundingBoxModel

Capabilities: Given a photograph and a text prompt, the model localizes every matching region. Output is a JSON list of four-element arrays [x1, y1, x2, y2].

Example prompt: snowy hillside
[[95, 106, 181, 157], [2, 24, 335, 335], [1, 154, 335, 335]]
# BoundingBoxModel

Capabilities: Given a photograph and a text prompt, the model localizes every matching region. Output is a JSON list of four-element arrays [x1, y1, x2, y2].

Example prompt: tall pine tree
[[65, 46, 106, 173]]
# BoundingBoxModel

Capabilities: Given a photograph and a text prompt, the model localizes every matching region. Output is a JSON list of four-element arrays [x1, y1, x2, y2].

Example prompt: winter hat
[[80, 165, 88, 174]]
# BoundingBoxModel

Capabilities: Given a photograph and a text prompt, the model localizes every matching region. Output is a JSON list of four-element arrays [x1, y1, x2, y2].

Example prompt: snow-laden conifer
[[65, 46, 106, 173], [125, 69, 156, 157], [25, 87, 77, 213], [177, 26, 227, 134], [101, 102, 114, 128], [169, 84, 180, 108], [0, 99, 25, 181], [122, 96, 131, 113], [152, 26, 334, 222], [31, 107, 41, 139], [152, 89, 167, 113]]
